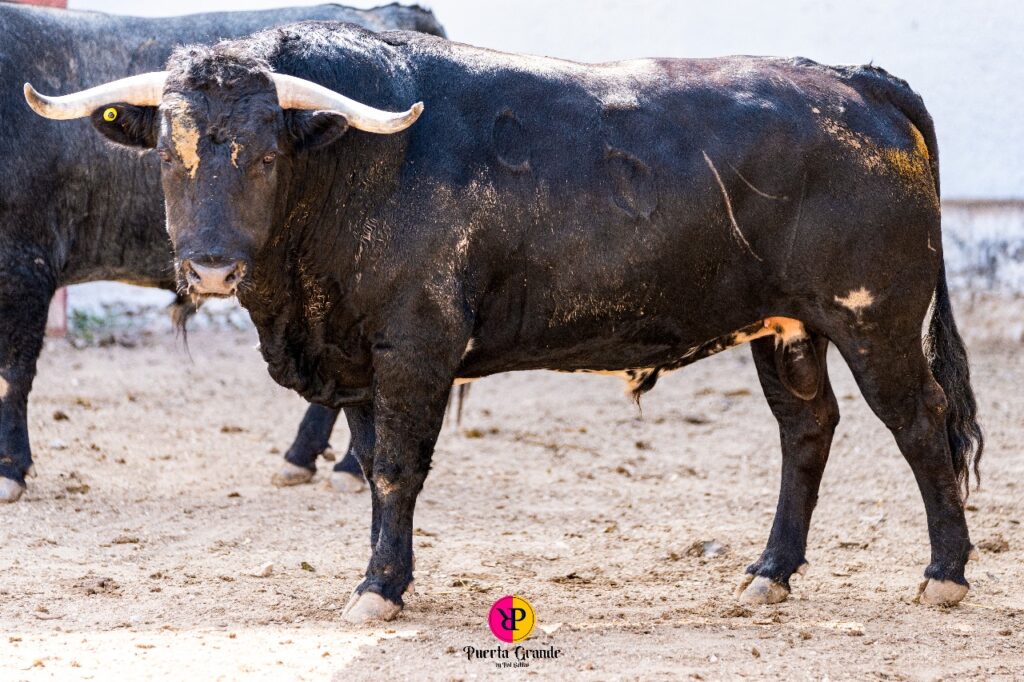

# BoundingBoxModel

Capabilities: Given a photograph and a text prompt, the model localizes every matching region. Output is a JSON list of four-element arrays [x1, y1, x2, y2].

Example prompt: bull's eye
[[102, 107, 118, 122], [262, 152, 277, 165]]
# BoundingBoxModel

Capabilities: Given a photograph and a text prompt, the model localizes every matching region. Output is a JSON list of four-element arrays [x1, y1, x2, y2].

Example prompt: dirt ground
[[0, 328, 1021, 681]]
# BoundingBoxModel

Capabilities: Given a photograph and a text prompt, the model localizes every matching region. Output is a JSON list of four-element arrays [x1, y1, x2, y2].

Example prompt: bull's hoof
[[0, 478, 26, 503], [736, 574, 790, 605], [968, 546, 980, 562], [329, 470, 366, 493], [271, 462, 314, 487], [916, 579, 969, 606], [342, 591, 402, 624], [26, 465, 36, 479]]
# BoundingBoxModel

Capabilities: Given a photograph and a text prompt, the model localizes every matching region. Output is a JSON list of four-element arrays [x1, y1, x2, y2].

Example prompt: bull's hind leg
[[835, 332, 973, 605], [336, 406, 373, 495], [334, 384, 470, 495], [272, 405, 366, 492], [737, 333, 839, 604], [330, 445, 368, 492], [272, 404, 338, 486]]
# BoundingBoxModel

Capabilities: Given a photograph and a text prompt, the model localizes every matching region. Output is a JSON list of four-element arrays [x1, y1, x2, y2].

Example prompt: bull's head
[[25, 57, 422, 298]]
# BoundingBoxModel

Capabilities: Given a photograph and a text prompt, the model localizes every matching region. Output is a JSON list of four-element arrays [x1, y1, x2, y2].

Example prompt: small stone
[[253, 563, 273, 578], [839, 622, 865, 636], [539, 622, 562, 635], [701, 540, 728, 558], [52, 410, 70, 422], [978, 534, 1009, 553]]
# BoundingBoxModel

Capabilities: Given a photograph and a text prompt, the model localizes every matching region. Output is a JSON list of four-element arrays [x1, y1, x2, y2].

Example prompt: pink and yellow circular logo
[[488, 595, 536, 643]]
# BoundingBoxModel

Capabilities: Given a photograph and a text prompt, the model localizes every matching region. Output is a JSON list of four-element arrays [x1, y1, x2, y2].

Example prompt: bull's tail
[[925, 265, 983, 497], [897, 78, 983, 497], [852, 65, 983, 495], [861, 65, 985, 496]]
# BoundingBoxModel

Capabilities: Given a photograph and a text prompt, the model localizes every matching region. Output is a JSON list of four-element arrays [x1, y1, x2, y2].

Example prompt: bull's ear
[[90, 104, 159, 148], [286, 110, 349, 152]]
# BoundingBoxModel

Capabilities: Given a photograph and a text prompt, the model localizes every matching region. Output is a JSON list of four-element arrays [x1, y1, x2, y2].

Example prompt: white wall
[[70, 0, 1024, 201]]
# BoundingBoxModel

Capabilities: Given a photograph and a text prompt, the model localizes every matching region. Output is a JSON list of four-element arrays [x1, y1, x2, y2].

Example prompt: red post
[[20, 0, 70, 334], [46, 288, 68, 337]]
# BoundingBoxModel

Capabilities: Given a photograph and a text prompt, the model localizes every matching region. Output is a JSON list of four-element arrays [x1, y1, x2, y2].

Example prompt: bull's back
[[399, 47, 939, 368]]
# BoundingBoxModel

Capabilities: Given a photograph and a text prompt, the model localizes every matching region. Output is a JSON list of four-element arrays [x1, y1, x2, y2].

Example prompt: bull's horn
[[24, 72, 168, 120], [271, 73, 422, 134]]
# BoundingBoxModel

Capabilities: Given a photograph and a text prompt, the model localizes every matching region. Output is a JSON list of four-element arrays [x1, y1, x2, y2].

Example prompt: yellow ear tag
[[103, 107, 118, 122]]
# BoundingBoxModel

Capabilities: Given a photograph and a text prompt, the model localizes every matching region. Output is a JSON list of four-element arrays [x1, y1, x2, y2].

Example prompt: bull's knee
[[891, 377, 948, 443], [921, 378, 948, 419], [815, 393, 840, 434]]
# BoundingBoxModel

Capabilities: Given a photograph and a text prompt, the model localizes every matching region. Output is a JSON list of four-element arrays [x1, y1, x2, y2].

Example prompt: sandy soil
[[0, 329, 1021, 681]]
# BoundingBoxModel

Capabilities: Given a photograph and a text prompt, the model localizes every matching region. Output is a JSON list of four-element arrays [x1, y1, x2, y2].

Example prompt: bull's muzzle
[[181, 259, 246, 297]]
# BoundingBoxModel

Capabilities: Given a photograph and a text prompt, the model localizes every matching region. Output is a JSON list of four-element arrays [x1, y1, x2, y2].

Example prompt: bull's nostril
[[183, 259, 245, 295]]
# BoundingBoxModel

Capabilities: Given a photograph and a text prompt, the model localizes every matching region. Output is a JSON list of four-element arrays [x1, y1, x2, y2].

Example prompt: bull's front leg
[[342, 350, 451, 623], [0, 261, 54, 502], [318, 386, 470, 494], [0, 363, 39, 502]]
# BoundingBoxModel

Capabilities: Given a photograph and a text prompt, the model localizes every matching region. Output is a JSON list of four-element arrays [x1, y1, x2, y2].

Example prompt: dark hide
[[84, 23, 982, 612], [0, 4, 445, 494]]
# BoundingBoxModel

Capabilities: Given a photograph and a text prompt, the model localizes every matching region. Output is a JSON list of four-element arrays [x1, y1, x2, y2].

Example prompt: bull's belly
[[456, 316, 807, 392]]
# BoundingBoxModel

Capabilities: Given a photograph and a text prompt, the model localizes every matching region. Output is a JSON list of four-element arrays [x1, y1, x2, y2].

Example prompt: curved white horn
[[24, 72, 168, 120], [271, 73, 422, 134]]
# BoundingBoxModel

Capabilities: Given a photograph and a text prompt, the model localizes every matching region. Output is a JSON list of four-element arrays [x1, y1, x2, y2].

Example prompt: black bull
[[0, 3, 446, 502], [30, 22, 984, 620]]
